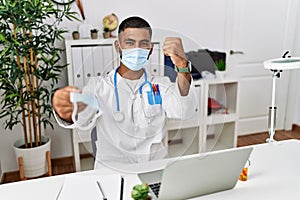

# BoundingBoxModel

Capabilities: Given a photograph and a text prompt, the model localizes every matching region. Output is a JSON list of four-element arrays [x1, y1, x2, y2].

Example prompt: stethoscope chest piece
[[114, 111, 125, 122]]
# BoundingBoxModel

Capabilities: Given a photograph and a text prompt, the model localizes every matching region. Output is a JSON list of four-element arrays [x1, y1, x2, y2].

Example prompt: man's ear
[[114, 40, 121, 55]]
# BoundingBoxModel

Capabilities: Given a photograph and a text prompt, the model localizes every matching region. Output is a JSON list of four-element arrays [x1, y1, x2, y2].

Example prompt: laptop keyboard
[[148, 182, 161, 197]]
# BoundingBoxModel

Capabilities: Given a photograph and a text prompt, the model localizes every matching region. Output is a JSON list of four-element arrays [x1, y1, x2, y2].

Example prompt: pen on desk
[[97, 180, 108, 200], [55, 183, 64, 200], [120, 176, 124, 200]]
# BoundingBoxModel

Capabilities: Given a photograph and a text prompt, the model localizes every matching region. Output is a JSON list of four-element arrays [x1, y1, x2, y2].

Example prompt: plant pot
[[215, 70, 226, 79], [13, 135, 51, 178], [146, 196, 152, 200], [102, 32, 111, 39], [72, 32, 80, 40], [90, 32, 98, 39]]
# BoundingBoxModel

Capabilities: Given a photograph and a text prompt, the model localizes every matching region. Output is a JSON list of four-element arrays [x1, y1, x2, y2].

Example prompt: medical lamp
[[264, 56, 300, 143]]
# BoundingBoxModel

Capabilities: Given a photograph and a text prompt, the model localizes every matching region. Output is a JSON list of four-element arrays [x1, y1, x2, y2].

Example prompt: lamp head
[[264, 57, 300, 70]]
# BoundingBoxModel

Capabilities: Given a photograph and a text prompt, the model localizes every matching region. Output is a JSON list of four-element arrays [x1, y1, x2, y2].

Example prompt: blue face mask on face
[[120, 47, 150, 71]]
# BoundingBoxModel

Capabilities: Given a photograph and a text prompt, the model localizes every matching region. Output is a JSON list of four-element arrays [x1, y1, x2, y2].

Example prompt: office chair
[[91, 127, 97, 159]]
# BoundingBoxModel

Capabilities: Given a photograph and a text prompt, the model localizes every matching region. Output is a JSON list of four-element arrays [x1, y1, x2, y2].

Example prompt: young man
[[52, 16, 196, 169]]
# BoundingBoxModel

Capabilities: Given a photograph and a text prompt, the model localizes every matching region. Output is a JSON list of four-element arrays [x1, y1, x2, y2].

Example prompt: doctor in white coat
[[52, 16, 197, 169]]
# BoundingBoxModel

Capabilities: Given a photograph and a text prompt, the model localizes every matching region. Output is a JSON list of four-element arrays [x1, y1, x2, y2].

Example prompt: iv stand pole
[[266, 70, 281, 143], [266, 51, 289, 143], [264, 51, 300, 143]]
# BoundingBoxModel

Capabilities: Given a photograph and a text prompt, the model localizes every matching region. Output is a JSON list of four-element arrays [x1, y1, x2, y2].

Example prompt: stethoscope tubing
[[113, 67, 150, 112]]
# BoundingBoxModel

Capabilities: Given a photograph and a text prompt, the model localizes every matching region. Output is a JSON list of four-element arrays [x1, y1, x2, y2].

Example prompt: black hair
[[118, 16, 152, 37]]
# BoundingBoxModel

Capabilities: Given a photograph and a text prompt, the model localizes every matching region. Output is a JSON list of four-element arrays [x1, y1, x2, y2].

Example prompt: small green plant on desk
[[131, 183, 151, 200]]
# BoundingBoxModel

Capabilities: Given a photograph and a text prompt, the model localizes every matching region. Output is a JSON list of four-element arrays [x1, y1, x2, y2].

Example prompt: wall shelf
[[167, 78, 239, 155]]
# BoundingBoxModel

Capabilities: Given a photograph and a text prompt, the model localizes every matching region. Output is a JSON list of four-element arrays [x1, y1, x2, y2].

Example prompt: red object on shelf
[[208, 97, 222, 109]]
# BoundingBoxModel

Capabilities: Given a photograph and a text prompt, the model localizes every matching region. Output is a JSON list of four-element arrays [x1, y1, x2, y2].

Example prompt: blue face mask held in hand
[[70, 92, 100, 110], [120, 48, 150, 71]]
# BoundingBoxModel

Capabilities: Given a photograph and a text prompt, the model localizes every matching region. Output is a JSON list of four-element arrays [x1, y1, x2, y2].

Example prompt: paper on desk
[[57, 174, 122, 200]]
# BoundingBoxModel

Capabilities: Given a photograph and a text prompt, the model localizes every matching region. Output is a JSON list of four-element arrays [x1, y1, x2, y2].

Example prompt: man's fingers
[[64, 86, 81, 93], [163, 37, 187, 65], [55, 106, 73, 115], [52, 86, 81, 122], [163, 39, 179, 55], [58, 86, 81, 102], [54, 86, 81, 103]]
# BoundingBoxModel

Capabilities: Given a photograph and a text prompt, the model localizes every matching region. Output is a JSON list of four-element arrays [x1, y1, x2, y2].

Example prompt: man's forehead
[[119, 28, 151, 41]]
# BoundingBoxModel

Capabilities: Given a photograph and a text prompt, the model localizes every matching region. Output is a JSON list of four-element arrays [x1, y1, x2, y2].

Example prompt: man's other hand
[[163, 37, 188, 68]]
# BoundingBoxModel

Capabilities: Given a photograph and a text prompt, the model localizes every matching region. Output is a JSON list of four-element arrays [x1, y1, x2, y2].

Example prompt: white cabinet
[[199, 79, 238, 152], [65, 38, 239, 171], [167, 78, 239, 157]]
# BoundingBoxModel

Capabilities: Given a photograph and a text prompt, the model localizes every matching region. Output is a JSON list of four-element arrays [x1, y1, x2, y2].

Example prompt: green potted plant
[[102, 26, 111, 39], [215, 59, 226, 79], [215, 59, 226, 71], [0, 0, 78, 179], [90, 28, 99, 39]]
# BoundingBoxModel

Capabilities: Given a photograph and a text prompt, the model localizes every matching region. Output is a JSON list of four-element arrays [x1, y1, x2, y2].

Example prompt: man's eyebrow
[[140, 39, 151, 43], [123, 38, 150, 43], [124, 38, 136, 42]]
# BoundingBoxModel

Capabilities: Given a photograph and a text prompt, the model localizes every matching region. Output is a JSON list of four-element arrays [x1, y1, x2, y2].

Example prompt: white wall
[[62, 0, 229, 50], [0, 0, 229, 173], [292, 2, 300, 126], [0, 0, 299, 173]]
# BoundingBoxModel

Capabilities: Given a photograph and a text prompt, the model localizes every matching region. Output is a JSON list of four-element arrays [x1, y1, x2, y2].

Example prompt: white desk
[[1, 139, 300, 200]]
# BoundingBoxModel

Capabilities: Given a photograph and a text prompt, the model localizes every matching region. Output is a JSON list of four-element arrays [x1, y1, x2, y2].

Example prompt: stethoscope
[[113, 67, 155, 122]]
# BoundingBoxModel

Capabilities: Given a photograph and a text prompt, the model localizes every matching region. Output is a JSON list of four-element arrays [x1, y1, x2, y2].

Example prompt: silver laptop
[[138, 146, 253, 200]]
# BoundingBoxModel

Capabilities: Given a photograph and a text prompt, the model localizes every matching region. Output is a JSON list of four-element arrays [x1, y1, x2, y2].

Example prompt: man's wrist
[[174, 60, 192, 73], [176, 60, 188, 68]]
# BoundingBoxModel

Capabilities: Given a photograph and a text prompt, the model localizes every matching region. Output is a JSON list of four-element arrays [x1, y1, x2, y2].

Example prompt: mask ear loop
[[147, 47, 153, 60], [119, 47, 122, 59], [71, 101, 78, 125], [117, 40, 123, 59], [71, 98, 101, 131]]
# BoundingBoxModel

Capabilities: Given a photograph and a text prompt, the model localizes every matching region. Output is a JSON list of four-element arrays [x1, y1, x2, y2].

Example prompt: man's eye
[[125, 41, 135, 46], [141, 42, 150, 47]]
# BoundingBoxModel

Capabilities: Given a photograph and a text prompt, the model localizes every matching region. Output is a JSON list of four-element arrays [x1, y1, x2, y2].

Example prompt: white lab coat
[[55, 69, 197, 169]]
